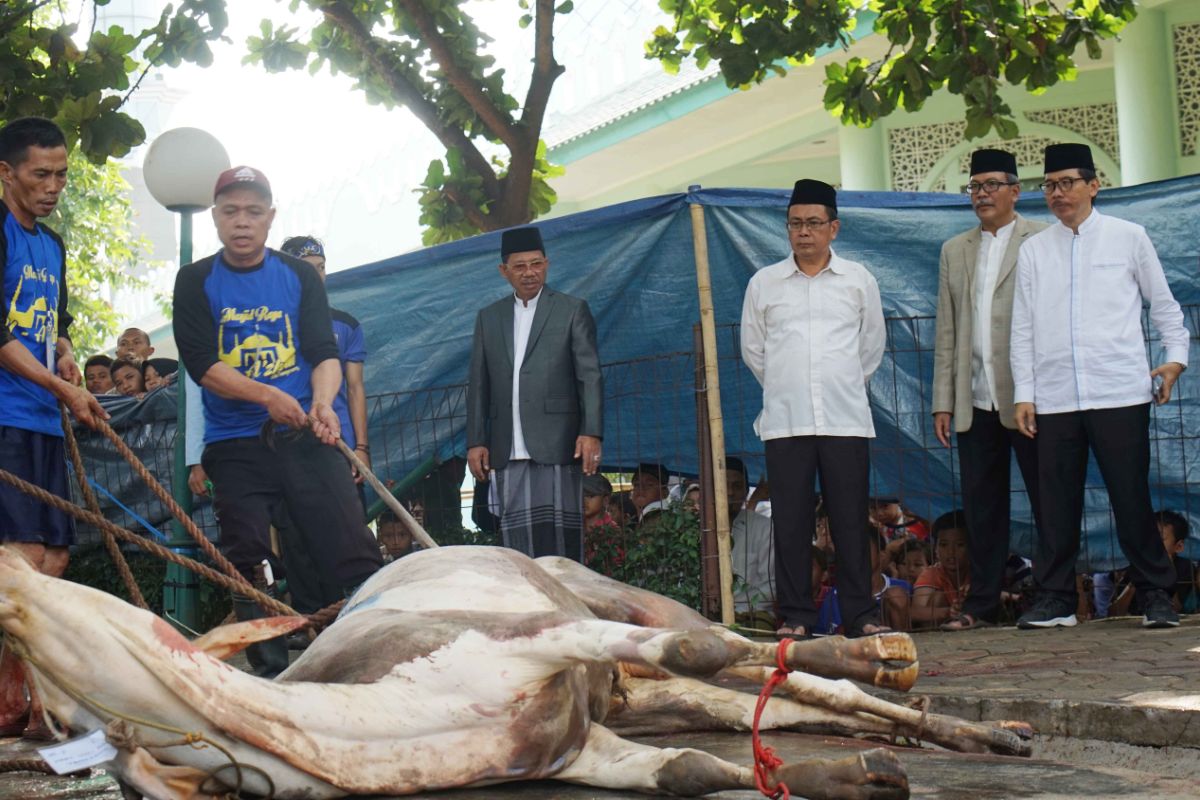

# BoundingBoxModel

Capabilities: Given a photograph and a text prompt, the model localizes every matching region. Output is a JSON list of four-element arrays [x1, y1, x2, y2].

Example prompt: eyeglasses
[[506, 259, 546, 272], [786, 218, 832, 232], [964, 180, 1017, 195], [1038, 177, 1089, 194]]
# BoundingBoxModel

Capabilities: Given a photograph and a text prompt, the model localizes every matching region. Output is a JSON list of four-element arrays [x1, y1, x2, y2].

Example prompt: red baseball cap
[[213, 165, 272, 202]]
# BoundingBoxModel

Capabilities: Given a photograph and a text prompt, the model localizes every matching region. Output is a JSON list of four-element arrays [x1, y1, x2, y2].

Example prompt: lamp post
[[143, 128, 230, 631]]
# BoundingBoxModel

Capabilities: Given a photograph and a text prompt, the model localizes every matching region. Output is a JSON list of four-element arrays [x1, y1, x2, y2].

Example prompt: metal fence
[[69, 304, 1199, 619]]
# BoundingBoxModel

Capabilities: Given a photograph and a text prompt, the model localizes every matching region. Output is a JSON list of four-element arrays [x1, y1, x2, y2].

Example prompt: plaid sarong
[[495, 461, 583, 561]]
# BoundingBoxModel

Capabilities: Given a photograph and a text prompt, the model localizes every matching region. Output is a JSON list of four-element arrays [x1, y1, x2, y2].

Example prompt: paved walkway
[[874, 615, 1200, 749]]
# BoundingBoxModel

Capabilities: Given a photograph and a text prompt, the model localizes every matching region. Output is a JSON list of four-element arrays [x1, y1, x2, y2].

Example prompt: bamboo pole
[[688, 195, 734, 625], [337, 441, 440, 550], [693, 324, 721, 620]]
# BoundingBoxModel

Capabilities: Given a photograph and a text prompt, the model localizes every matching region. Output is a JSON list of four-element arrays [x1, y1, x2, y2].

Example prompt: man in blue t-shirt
[[173, 166, 382, 676], [0, 117, 107, 737], [276, 235, 371, 618], [279, 236, 369, 471]]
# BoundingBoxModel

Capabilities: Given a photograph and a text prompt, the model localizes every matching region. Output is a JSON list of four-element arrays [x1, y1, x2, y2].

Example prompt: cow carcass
[[0, 545, 1031, 799]]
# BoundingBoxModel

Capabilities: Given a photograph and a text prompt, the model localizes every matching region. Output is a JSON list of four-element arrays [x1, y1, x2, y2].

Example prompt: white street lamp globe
[[143, 128, 230, 212]]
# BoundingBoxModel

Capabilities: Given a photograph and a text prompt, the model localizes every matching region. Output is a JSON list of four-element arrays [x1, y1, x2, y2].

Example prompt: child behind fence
[[911, 510, 971, 628]]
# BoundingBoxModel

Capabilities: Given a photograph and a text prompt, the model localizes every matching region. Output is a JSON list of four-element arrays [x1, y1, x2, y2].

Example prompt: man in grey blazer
[[932, 148, 1048, 630], [466, 226, 603, 561]]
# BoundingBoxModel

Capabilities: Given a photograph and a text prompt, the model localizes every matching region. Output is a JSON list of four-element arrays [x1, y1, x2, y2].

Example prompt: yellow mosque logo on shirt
[[218, 306, 299, 380], [5, 266, 57, 346]]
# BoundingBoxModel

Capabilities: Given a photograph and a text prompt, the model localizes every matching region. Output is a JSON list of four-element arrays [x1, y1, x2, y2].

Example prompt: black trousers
[[202, 433, 383, 592], [765, 435, 874, 631], [1034, 403, 1174, 601], [957, 408, 1041, 622], [277, 484, 368, 613]]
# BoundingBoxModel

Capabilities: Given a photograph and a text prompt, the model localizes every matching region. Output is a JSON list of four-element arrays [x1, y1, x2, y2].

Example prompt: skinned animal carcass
[[0, 545, 1031, 799]]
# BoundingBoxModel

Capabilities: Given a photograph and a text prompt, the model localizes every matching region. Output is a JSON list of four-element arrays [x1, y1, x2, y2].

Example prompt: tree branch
[[394, 0, 519, 151], [318, 0, 501, 201], [442, 184, 490, 231], [0, 0, 53, 39], [494, 0, 565, 226], [519, 0, 565, 137]]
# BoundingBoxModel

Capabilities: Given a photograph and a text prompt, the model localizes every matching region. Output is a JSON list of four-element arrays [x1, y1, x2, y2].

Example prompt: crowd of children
[[80, 327, 179, 400], [798, 499, 1196, 634]]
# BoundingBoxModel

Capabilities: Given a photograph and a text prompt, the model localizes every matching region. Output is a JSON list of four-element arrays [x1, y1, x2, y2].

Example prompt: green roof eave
[[549, 11, 880, 166]]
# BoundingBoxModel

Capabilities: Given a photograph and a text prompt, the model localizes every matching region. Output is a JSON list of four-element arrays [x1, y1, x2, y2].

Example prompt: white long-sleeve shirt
[[740, 250, 886, 439], [971, 218, 1016, 410], [1010, 209, 1189, 413], [510, 290, 541, 460]]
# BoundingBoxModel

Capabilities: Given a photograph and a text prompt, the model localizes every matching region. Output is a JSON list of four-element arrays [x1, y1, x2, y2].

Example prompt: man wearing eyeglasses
[[932, 149, 1047, 632], [741, 179, 887, 639], [1010, 143, 1188, 630], [467, 226, 603, 561]]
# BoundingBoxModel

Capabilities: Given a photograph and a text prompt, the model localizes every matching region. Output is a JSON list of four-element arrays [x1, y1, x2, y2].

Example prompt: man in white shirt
[[727, 457, 775, 622], [1011, 143, 1188, 630], [933, 149, 1048, 631], [467, 226, 603, 560], [741, 179, 887, 639]]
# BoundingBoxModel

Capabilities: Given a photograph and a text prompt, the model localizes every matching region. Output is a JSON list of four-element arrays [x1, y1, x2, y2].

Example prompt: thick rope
[[0, 466, 299, 619], [306, 599, 346, 630], [751, 638, 793, 800], [91, 418, 251, 593], [59, 406, 148, 610], [0, 757, 60, 775]]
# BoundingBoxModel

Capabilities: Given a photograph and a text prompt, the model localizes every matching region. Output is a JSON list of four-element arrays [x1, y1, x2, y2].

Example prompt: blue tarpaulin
[[328, 177, 1200, 566]]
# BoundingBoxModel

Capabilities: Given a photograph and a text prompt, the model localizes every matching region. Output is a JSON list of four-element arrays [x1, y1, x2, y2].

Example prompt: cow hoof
[[859, 632, 917, 665], [854, 748, 910, 799], [987, 724, 1034, 757], [856, 633, 919, 692], [997, 719, 1035, 741], [784, 634, 919, 692], [773, 748, 909, 800]]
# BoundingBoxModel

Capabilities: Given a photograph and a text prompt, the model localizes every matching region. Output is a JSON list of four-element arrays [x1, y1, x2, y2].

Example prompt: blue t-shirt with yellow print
[[172, 249, 340, 443], [1, 210, 71, 436]]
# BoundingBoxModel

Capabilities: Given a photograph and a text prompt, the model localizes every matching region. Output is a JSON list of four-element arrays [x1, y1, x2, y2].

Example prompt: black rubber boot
[[231, 594, 291, 679]]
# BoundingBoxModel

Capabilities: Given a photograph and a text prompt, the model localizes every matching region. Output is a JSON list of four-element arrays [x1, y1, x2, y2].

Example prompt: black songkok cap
[[1043, 143, 1095, 174], [969, 148, 1017, 177], [500, 226, 545, 260], [788, 179, 837, 212]]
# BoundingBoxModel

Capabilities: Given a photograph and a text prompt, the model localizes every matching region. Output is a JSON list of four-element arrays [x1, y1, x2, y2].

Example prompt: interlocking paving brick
[[872, 616, 1200, 748]]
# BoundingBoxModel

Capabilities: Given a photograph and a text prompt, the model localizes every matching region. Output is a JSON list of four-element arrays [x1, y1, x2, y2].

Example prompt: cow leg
[[727, 666, 1032, 756], [608, 674, 1031, 757], [607, 674, 909, 739], [537, 558, 919, 689], [556, 722, 908, 799], [716, 630, 920, 691], [524, 622, 916, 693]]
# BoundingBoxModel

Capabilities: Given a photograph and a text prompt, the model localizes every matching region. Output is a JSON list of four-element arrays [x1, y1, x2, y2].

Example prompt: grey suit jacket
[[466, 285, 603, 470], [932, 214, 1048, 432]]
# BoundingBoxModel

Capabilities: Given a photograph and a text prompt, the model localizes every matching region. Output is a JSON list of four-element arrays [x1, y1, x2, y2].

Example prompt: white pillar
[[1113, 9, 1178, 185], [838, 124, 889, 190]]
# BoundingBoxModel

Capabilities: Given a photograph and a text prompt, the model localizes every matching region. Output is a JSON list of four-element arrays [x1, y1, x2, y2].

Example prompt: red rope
[[751, 637, 792, 799]]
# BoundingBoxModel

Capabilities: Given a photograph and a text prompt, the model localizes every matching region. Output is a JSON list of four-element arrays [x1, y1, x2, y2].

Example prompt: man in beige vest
[[932, 148, 1047, 630]]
